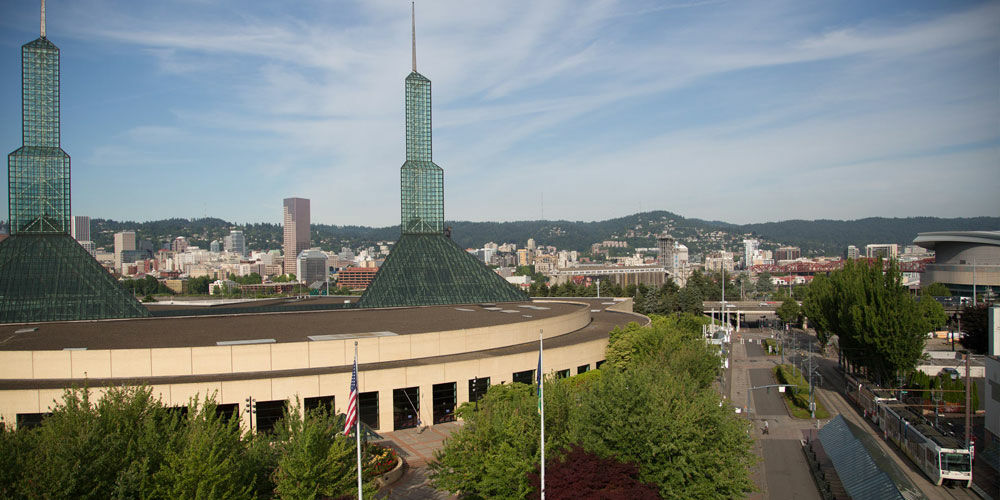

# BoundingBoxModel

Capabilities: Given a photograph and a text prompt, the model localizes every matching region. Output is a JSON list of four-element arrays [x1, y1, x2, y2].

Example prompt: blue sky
[[1, 0, 997, 226]]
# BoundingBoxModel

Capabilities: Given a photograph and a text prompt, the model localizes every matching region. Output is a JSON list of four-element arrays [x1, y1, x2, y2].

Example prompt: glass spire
[[400, 5, 444, 235], [8, 2, 70, 235]]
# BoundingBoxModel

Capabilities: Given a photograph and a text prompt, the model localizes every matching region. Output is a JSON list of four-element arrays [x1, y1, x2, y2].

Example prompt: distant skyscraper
[[357, 6, 525, 308], [866, 243, 898, 260], [297, 248, 328, 287], [72, 215, 90, 242], [846, 245, 860, 260], [743, 239, 759, 269], [210, 239, 221, 253], [114, 231, 136, 270], [224, 229, 246, 258], [657, 234, 675, 271], [283, 198, 310, 276], [171, 236, 189, 253], [0, 2, 147, 322], [775, 246, 801, 261]]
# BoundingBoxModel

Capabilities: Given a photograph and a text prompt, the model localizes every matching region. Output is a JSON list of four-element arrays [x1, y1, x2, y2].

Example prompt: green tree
[[918, 294, 947, 331], [776, 298, 800, 325], [805, 259, 929, 383], [429, 383, 569, 498], [958, 304, 990, 354], [802, 273, 834, 347], [271, 403, 371, 500], [17, 386, 181, 499], [677, 285, 703, 315], [188, 276, 213, 295], [755, 272, 774, 295], [922, 282, 951, 297], [151, 400, 255, 499]]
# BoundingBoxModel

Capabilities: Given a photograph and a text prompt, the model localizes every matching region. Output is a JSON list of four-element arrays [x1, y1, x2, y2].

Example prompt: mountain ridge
[[77, 212, 998, 258]]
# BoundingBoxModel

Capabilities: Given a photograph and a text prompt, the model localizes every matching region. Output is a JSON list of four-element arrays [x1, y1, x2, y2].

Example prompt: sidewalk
[[375, 421, 461, 499]]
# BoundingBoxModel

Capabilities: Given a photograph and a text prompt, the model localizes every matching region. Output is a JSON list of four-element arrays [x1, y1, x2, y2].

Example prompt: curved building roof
[[913, 230, 1000, 250]]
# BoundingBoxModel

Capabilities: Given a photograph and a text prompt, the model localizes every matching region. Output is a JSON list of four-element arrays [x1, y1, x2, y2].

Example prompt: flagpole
[[355, 341, 363, 500], [539, 329, 545, 500]]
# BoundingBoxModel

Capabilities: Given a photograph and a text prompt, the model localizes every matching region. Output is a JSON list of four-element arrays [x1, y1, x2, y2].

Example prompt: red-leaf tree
[[527, 445, 661, 499]]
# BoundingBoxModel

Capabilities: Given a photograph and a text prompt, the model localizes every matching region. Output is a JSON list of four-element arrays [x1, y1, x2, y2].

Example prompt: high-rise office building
[[224, 230, 246, 258], [866, 243, 899, 260], [0, 2, 147, 322], [114, 231, 136, 270], [72, 215, 90, 242], [357, 6, 525, 308], [775, 246, 801, 261], [657, 234, 675, 271], [171, 236, 189, 253], [297, 248, 328, 287], [846, 245, 860, 260], [283, 198, 310, 276], [743, 239, 759, 269]]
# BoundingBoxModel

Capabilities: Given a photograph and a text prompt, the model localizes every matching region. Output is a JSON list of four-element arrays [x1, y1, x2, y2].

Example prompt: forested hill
[[740, 217, 1000, 255], [82, 213, 999, 257]]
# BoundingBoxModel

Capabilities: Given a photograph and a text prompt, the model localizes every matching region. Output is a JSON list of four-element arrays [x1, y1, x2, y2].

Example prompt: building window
[[433, 382, 457, 424], [255, 400, 287, 434], [16, 412, 50, 430], [305, 395, 335, 415], [556, 369, 570, 379], [393, 387, 420, 430], [512, 369, 535, 385], [167, 406, 189, 419], [577, 364, 590, 374], [215, 403, 239, 422], [359, 391, 379, 430], [469, 377, 490, 403], [596, 360, 606, 369]]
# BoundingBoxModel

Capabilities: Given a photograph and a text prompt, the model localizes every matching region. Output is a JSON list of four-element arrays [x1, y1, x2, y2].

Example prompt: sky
[[1, 0, 998, 227]]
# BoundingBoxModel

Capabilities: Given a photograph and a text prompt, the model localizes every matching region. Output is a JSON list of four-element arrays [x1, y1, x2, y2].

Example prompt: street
[[730, 327, 983, 500]]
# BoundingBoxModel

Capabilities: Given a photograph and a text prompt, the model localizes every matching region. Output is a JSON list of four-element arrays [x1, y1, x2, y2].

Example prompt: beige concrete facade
[[0, 301, 630, 434]]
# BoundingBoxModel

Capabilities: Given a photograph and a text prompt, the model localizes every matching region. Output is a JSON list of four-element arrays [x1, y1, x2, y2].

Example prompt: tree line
[[0, 387, 385, 499], [802, 258, 947, 384]]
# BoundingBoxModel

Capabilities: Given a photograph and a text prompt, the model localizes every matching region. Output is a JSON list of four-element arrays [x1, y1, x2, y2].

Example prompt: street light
[[245, 396, 256, 432]]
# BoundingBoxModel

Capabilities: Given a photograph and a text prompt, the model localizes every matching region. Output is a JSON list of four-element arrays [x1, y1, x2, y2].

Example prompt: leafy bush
[[527, 444, 660, 499]]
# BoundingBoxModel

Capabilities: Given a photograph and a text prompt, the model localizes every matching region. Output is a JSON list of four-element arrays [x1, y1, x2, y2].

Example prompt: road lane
[[749, 368, 787, 417]]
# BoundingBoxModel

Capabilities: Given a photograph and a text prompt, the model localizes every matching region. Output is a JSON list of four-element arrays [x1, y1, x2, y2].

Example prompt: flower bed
[[365, 443, 400, 477]]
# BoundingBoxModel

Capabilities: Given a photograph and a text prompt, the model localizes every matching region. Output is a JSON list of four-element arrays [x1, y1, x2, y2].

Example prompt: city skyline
[[1, 1, 997, 227]]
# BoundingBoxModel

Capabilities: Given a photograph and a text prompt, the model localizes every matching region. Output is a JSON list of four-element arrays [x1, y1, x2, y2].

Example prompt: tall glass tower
[[0, 2, 148, 323], [400, 6, 444, 235], [357, 5, 526, 308], [8, 3, 70, 235]]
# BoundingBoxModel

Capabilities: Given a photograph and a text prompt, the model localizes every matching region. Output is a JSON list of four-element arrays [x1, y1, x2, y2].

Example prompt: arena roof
[[913, 230, 1000, 251], [0, 300, 584, 351]]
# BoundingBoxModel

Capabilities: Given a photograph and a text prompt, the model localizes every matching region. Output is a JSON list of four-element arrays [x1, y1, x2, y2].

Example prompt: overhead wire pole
[[538, 329, 546, 500]]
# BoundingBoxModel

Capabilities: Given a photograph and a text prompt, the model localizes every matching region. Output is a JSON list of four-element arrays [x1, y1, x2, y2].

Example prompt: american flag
[[343, 354, 358, 435]]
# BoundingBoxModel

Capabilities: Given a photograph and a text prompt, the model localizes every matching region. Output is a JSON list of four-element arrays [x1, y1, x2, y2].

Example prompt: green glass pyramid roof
[[356, 233, 527, 308], [0, 233, 149, 323]]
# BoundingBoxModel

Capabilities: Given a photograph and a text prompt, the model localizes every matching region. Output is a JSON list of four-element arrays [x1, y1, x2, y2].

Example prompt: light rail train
[[845, 374, 972, 487]]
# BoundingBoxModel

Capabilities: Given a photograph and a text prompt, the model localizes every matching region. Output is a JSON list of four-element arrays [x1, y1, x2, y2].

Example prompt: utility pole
[[964, 352, 972, 450], [779, 324, 784, 365], [809, 339, 815, 419]]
